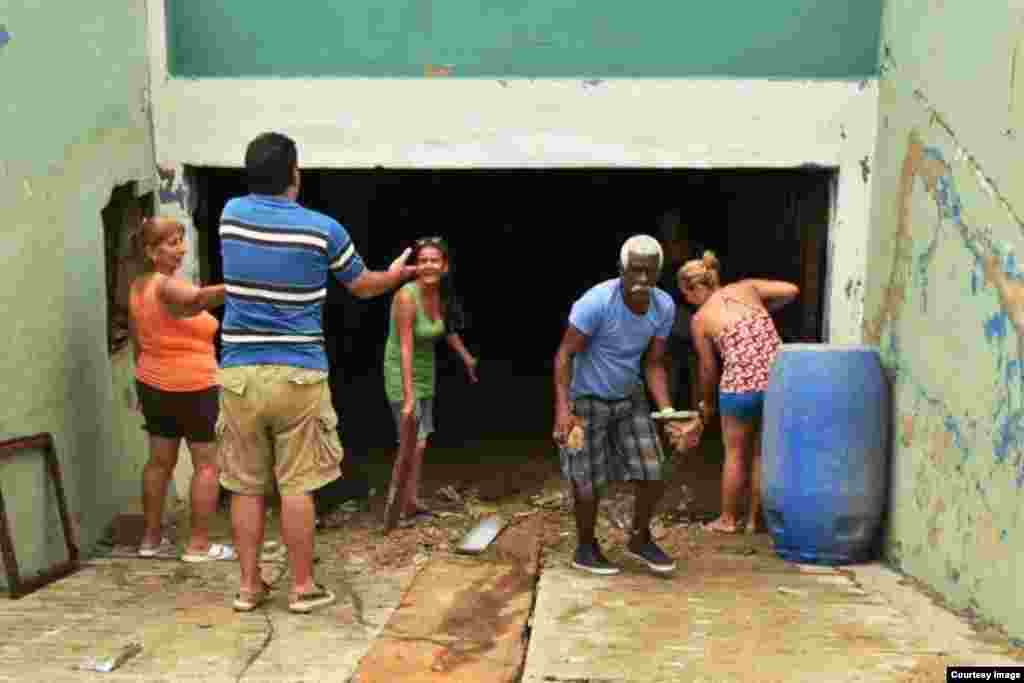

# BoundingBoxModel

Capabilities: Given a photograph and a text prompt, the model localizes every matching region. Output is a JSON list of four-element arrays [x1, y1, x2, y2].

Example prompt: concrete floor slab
[[522, 533, 1021, 683], [0, 532, 413, 683], [2, 451, 1021, 683]]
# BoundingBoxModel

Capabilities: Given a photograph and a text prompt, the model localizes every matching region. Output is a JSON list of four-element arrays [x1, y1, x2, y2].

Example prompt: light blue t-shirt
[[568, 279, 676, 401]]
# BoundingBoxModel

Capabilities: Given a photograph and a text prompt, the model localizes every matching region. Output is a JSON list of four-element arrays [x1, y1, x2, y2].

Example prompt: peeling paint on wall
[[859, 155, 871, 183], [901, 413, 915, 447], [845, 277, 864, 301], [985, 311, 1010, 342], [865, 130, 1024, 416], [424, 64, 453, 77], [866, 128, 1024, 635], [0, 25, 11, 50], [157, 164, 186, 210], [867, 28, 1024, 635]]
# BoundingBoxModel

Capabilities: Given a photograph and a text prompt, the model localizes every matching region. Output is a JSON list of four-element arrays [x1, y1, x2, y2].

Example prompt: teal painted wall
[[166, 1, 882, 78], [0, 1, 154, 586]]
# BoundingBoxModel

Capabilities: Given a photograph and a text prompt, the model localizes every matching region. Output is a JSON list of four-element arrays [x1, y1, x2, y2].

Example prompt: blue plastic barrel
[[760, 344, 889, 565]]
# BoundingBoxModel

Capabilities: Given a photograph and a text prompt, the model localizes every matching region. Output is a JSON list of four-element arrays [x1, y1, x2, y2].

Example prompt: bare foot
[[702, 518, 741, 534]]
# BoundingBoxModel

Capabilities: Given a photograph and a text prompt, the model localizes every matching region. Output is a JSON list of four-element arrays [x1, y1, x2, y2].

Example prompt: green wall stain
[[167, 1, 882, 78]]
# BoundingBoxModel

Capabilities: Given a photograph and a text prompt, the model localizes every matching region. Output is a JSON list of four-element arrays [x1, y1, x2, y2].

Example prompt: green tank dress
[[383, 282, 446, 402]]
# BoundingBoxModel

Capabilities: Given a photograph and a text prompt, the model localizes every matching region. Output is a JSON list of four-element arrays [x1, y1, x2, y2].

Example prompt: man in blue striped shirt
[[217, 132, 414, 614]]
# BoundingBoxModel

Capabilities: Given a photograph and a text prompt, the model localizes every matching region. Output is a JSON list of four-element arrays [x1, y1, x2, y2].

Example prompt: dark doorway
[[190, 167, 834, 456]]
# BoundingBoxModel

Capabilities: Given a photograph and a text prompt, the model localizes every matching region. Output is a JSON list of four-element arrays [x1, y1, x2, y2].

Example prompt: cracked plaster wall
[[0, 2, 156, 585], [865, 0, 1024, 637]]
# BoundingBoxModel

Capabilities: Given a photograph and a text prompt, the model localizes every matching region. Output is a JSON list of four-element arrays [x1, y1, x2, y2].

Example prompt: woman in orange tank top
[[128, 217, 234, 562]]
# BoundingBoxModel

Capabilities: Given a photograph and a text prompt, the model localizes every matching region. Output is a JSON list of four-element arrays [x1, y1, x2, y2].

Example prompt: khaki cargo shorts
[[216, 365, 344, 496]]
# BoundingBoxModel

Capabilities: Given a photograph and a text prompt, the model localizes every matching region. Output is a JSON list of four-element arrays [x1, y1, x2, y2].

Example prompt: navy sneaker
[[625, 536, 677, 573], [571, 542, 620, 575]]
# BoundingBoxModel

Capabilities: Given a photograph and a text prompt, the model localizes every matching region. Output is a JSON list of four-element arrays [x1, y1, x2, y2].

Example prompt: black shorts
[[135, 380, 219, 442]]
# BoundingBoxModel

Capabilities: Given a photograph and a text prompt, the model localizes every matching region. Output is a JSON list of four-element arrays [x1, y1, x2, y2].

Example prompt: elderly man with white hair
[[553, 234, 691, 575]]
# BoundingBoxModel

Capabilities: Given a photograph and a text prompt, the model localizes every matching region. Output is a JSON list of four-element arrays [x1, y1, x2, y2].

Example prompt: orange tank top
[[130, 273, 219, 392]]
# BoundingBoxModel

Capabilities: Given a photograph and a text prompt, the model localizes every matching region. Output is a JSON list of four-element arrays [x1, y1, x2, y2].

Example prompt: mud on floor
[[315, 439, 729, 576]]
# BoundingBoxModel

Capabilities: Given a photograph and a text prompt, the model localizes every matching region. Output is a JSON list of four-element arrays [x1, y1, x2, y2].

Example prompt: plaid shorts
[[559, 389, 665, 498]]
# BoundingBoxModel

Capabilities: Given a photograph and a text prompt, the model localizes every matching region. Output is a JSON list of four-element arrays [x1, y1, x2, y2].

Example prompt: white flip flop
[[137, 537, 174, 558], [181, 542, 237, 563]]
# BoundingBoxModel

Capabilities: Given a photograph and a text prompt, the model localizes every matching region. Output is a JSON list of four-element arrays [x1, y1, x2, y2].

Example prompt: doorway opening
[[189, 167, 834, 503]]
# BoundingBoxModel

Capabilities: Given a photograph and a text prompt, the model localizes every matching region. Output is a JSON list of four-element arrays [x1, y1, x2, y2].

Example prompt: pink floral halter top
[[712, 296, 782, 394]]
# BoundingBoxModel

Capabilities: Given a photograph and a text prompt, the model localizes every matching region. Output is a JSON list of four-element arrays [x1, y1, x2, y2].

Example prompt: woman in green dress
[[383, 237, 478, 523]]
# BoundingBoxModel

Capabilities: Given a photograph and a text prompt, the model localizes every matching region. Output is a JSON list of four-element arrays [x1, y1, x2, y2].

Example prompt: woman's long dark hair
[[412, 238, 466, 332]]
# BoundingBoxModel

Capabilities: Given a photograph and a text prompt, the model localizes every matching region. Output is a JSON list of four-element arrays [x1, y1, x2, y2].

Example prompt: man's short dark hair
[[245, 132, 297, 195]]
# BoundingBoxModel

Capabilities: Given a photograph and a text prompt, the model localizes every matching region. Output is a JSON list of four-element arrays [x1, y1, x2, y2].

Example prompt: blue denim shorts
[[389, 398, 435, 443], [718, 390, 765, 422]]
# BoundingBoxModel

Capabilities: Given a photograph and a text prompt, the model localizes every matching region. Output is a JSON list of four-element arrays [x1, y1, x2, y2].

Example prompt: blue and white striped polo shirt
[[219, 194, 365, 371]]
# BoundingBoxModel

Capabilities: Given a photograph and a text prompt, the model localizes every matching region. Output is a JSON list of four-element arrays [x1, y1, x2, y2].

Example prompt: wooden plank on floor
[[352, 517, 541, 683]]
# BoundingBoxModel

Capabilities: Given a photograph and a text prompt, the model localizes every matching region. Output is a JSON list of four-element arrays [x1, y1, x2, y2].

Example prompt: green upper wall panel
[[166, 1, 882, 79]]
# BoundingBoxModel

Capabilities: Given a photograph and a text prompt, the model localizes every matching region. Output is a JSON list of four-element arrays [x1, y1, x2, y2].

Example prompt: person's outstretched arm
[[346, 248, 417, 299], [157, 277, 225, 318], [445, 333, 478, 383], [748, 279, 799, 312]]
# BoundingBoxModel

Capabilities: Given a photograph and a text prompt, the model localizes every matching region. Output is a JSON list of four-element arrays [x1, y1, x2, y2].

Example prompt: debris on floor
[[74, 642, 142, 673], [259, 539, 287, 562], [437, 484, 464, 504], [599, 495, 630, 531], [456, 515, 506, 554], [718, 545, 758, 556], [661, 483, 709, 527], [530, 490, 565, 509]]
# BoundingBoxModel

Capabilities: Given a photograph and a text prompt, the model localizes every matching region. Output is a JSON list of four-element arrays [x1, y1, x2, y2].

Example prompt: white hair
[[620, 234, 664, 271]]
